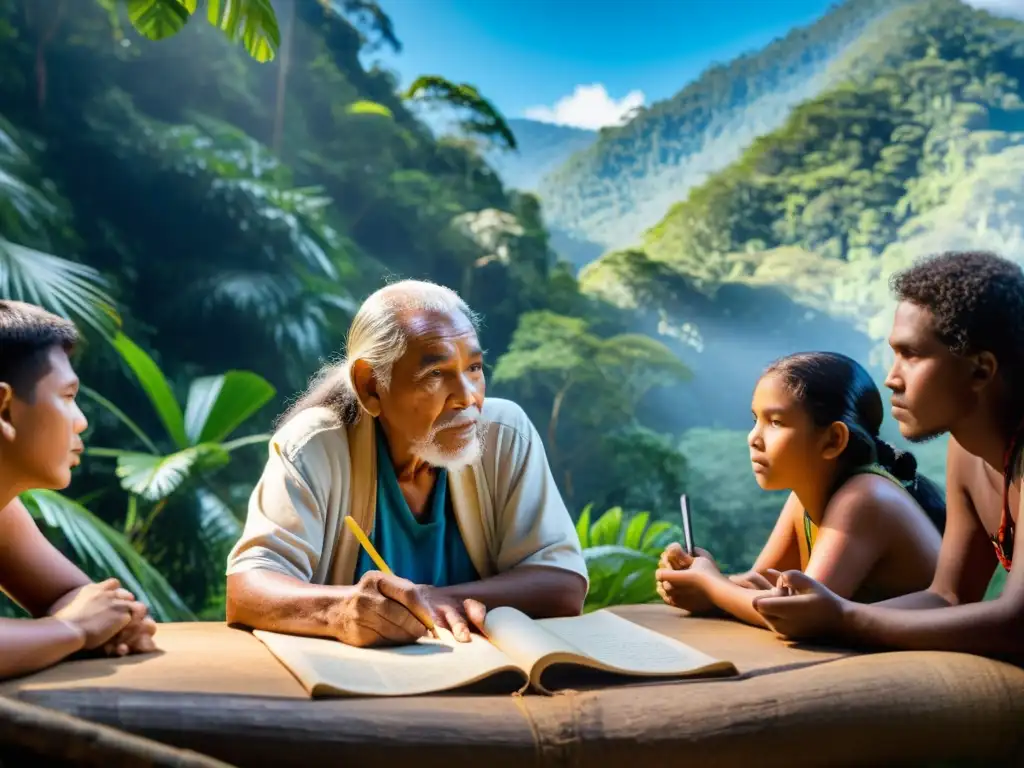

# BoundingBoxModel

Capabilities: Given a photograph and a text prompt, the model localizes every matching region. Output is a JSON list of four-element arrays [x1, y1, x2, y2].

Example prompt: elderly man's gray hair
[[278, 280, 481, 426]]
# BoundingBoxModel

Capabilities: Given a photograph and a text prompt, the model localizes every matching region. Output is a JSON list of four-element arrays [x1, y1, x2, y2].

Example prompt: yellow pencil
[[343, 516, 437, 635], [343, 515, 393, 575]]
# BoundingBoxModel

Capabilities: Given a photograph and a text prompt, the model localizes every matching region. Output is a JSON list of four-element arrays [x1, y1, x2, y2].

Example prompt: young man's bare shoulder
[[947, 435, 973, 465], [947, 436, 993, 490]]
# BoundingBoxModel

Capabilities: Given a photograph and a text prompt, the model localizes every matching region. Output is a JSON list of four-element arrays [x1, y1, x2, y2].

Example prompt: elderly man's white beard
[[411, 411, 489, 470]]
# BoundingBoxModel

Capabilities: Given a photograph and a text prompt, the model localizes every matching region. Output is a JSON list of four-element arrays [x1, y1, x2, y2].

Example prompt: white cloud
[[524, 84, 645, 130], [961, 0, 1024, 20]]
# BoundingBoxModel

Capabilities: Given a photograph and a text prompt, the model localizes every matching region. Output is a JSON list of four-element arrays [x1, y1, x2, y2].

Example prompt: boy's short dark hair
[[890, 251, 1024, 384], [0, 301, 79, 402]]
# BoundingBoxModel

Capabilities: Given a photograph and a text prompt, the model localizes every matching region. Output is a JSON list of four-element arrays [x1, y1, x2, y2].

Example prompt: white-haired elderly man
[[225, 280, 588, 647]]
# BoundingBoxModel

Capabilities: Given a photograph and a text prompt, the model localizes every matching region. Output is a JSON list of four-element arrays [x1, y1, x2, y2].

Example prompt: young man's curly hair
[[889, 251, 1024, 383]]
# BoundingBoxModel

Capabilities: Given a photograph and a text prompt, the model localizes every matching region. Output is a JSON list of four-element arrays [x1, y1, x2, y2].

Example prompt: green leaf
[[79, 385, 160, 454], [21, 490, 194, 622], [584, 545, 660, 570], [114, 444, 230, 502], [346, 100, 394, 119], [183, 371, 275, 445], [221, 433, 271, 452], [124, 494, 139, 535], [0, 239, 120, 338], [331, 0, 401, 53], [622, 512, 650, 550], [0, 139, 53, 225], [588, 506, 623, 547], [584, 566, 632, 613], [194, 487, 242, 546], [207, 0, 280, 63], [403, 75, 517, 151], [617, 566, 661, 605], [125, 0, 193, 41], [0, 119, 90, 279], [111, 333, 188, 449], [583, 545, 660, 611], [575, 502, 592, 549], [640, 521, 680, 555]]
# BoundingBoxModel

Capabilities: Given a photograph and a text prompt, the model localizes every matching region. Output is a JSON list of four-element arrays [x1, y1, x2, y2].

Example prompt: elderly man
[[226, 280, 588, 647]]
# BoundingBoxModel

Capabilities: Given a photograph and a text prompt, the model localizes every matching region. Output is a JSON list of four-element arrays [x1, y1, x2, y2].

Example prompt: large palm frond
[[0, 117, 118, 335], [21, 490, 194, 621], [120, 0, 280, 63], [194, 269, 354, 362], [194, 487, 242, 546], [403, 76, 518, 151], [0, 242, 119, 336]]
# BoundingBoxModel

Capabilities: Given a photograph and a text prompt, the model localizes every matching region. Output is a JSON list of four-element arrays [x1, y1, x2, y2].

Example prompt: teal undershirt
[[353, 422, 480, 587]]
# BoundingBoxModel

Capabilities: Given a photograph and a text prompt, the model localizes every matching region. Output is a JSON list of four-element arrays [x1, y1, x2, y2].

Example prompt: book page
[[481, 606, 585, 673], [253, 627, 527, 697], [536, 610, 737, 676]]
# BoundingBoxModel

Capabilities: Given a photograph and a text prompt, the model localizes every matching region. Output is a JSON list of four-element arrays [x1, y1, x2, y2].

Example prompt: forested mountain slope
[[484, 118, 596, 192], [580, 0, 1024, 416], [536, 0, 912, 250]]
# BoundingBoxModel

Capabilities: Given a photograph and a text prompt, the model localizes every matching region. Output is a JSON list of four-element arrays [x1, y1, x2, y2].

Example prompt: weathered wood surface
[[0, 694, 232, 767], [2, 605, 1023, 767]]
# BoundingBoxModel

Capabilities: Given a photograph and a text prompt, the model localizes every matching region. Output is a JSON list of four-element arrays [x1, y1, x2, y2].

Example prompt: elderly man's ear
[[351, 359, 382, 417]]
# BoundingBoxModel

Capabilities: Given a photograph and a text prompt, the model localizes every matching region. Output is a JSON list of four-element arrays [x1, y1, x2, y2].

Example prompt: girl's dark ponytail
[[874, 436, 946, 532], [872, 437, 916, 482]]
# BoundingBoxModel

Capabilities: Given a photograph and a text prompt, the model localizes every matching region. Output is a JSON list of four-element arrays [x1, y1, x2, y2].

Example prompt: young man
[[0, 300, 156, 680], [753, 251, 1024, 658]]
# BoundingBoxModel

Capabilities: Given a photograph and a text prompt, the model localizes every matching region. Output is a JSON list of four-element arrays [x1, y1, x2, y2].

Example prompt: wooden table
[[2, 605, 1024, 767]]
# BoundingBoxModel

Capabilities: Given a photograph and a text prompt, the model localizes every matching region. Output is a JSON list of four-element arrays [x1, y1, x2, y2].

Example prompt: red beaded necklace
[[993, 421, 1024, 571]]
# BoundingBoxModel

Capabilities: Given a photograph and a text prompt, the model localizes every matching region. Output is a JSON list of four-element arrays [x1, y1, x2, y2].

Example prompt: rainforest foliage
[[1, 0, 1019, 617]]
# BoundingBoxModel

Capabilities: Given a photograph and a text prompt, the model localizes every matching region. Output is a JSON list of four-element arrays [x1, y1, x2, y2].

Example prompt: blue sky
[[368, 0, 1024, 131], [370, 0, 851, 130]]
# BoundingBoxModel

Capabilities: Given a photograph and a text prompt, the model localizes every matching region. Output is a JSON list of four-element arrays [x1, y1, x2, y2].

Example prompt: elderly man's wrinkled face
[[365, 308, 486, 468]]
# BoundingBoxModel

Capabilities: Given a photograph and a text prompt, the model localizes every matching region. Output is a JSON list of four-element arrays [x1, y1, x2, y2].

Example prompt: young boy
[[0, 300, 156, 680], [753, 250, 1024, 658]]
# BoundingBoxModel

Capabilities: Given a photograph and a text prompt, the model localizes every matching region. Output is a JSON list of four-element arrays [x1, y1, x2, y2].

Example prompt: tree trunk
[[461, 262, 474, 301], [547, 379, 573, 477], [34, 0, 65, 111], [133, 498, 168, 548], [272, 0, 297, 153]]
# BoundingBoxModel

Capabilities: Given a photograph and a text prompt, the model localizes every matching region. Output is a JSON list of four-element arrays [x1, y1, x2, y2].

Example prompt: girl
[[656, 351, 944, 628]]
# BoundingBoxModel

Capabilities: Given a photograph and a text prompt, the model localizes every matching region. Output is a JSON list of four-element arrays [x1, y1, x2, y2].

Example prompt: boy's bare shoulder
[[0, 498, 33, 538]]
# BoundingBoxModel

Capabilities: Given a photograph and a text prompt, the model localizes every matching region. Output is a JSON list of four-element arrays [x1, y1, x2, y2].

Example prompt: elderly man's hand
[[328, 571, 437, 648], [327, 572, 490, 647], [419, 588, 487, 643]]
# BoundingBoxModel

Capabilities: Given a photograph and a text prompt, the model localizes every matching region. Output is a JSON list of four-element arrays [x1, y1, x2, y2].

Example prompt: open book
[[253, 607, 737, 697]]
